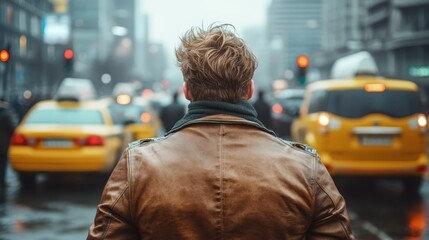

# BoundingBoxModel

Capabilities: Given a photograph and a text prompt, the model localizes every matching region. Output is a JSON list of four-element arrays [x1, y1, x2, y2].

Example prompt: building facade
[[0, 0, 54, 100], [69, 0, 115, 84], [266, 0, 322, 85], [319, 0, 366, 79], [320, 0, 429, 88], [366, 0, 429, 86]]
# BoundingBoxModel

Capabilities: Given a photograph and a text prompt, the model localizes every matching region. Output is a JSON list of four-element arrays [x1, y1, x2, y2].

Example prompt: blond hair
[[176, 23, 257, 102]]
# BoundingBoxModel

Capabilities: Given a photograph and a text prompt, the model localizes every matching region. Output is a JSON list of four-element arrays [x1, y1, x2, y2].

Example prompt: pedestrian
[[87, 23, 354, 239], [252, 89, 273, 129], [0, 97, 18, 190], [160, 91, 186, 132]]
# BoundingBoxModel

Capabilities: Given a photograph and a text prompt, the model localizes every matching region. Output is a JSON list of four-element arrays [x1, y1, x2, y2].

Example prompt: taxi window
[[322, 89, 422, 118], [25, 109, 105, 124], [308, 90, 328, 113], [277, 97, 304, 109]]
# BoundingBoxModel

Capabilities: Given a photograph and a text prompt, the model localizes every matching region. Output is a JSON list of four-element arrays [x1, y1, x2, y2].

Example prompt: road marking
[[361, 222, 393, 240], [349, 211, 394, 240]]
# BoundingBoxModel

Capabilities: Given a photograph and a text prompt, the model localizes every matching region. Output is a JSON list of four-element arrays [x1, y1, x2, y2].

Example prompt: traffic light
[[0, 48, 10, 63], [64, 48, 74, 76], [296, 54, 309, 86]]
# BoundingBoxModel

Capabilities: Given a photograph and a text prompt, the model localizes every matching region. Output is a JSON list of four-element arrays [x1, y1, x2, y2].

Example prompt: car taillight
[[140, 112, 152, 124], [416, 165, 427, 175], [83, 135, 104, 146], [10, 134, 28, 146], [272, 103, 283, 114], [417, 114, 427, 133], [318, 112, 330, 134], [324, 163, 333, 174]]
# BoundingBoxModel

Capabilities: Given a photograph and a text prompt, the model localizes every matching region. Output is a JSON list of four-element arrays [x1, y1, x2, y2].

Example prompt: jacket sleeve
[[306, 156, 355, 240], [87, 149, 139, 240]]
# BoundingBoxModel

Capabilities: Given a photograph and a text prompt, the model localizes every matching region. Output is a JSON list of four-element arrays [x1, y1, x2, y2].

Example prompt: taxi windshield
[[277, 97, 304, 109], [310, 89, 422, 118], [25, 109, 105, 124], [108, 104, 147, 124]]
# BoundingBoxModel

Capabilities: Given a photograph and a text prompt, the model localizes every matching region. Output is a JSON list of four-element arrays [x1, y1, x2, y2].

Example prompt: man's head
[[176, 23, 257, 102]]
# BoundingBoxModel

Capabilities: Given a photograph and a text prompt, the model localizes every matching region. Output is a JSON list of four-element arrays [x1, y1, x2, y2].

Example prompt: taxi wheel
[[402, 177, 423, 195], [18, 173, 36, 189]]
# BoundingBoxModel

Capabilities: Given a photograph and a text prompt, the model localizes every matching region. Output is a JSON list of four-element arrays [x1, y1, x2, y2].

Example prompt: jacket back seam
[[218, 124, 225, 239]]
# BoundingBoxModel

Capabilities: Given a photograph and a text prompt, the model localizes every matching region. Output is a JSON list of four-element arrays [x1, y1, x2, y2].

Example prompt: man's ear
[[183, 82, 192, 101], [246, 80, 254, 100]]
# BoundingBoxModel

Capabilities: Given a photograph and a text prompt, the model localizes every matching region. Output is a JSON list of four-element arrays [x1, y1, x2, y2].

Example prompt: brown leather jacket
[[87, 115, 354, 240]]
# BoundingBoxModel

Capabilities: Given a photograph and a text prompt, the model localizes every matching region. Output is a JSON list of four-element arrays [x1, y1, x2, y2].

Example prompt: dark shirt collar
[[166, 100, 275, 136]]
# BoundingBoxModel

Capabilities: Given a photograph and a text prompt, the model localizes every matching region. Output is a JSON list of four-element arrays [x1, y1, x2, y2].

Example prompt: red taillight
[[416, 165, 427, 175], [272, 103, 283, 114], [83, 135, 104, 146], [10, 134, 28, 146], [324, 164, 333, 174]]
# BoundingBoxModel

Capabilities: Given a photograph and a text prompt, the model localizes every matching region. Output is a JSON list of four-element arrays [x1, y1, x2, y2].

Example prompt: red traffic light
[[0, 49, 10, 63], [296, 54, 309, 68], [64, 49, 74, 60]]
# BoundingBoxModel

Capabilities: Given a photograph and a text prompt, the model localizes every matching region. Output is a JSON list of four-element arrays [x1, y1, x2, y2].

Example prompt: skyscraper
[[266, 0, 322, 83]]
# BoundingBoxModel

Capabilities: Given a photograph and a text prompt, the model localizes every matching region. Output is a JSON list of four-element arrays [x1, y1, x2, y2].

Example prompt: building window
[[0, 2, 4, 25], [19, 35, 27, 57], [424, 6, 429, 31], [7, 4, 14, 26], [30, 16, 40, 37], [19, 10, 26, 32], [400, 5, 429, 32]]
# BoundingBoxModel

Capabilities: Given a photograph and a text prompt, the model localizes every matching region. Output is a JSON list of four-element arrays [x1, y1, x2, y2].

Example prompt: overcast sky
[[143, 0, 270, 55]]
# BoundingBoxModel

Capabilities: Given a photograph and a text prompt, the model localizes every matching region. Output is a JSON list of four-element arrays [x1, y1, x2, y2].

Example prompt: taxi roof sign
[[331, 51, 379, 79]]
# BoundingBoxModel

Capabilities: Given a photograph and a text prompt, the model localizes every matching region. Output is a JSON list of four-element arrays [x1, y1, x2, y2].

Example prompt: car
[[9, 97, 125, 187], [107, 95, 162, 142], [271, 88, 305, 138], [112, 82, 136, 98], [290, 76, 428, 193]]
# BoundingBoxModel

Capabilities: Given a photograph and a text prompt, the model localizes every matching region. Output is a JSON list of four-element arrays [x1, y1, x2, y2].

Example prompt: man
[[0, 97, 17, 190], [252, 89, 272, 129], [87, 23, 354, 239], [160, 92, 186, 132]]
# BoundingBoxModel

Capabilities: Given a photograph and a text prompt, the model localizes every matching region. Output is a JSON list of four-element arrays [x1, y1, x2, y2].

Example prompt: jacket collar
[[165, 100, 276, 137]]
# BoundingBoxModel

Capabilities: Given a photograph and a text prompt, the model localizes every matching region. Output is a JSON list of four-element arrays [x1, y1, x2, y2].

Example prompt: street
[[339, 179, 429, 239], [0, 168, 105, 240], [0, 166, 429, 239]]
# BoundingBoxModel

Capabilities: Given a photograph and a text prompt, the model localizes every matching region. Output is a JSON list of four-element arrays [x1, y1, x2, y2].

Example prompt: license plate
[[44, 139, 73, 148], [360, 137, 392, 146]]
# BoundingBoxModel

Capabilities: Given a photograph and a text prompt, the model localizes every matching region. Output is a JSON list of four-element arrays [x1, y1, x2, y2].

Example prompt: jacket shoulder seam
[[127, 147, 135, 221], [128, 136, 167, 148], [101, 183, 129, 237], [280, 139, 318, 156]]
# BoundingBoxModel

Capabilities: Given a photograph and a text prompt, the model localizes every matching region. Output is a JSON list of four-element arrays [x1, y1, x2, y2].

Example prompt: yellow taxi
[[291, 76, 427, 193], [107, 94, 162, 142], [9, 97, 125, 186]]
